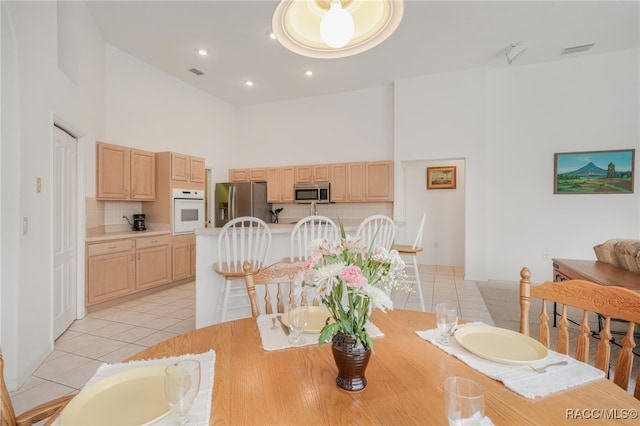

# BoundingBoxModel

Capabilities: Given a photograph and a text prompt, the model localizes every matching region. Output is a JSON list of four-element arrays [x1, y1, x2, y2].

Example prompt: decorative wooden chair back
[[215, 217, 272, 322], [357, 215, 396, 251], [242, 260, 318, 317], [1, 348, 74, 426], [290, 215, 338, 261], [519, 267, 640, 399]]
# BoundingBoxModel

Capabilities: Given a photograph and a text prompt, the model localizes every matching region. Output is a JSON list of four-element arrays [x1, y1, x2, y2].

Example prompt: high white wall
[[102, 46, 236, 186], [235, 85, 394, 167], [486, 49, 639, 281], [394, 49, 640, 282], [1, 0, 106, 389], [394, 68, 489, 280]]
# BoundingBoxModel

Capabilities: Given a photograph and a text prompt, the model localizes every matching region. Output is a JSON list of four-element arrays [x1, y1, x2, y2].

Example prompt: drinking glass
[[288, 301, 309, 346], [164, 359, 201, 425], [443, 376, 485, 426], [435, 302, 458, 345]]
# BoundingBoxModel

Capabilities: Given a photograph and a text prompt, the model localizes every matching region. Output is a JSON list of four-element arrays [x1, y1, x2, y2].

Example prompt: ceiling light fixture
[[305, 70, 314, 77], [245, 80, 254, 87], [506, 43, 527, 65], [197, 48, 208, 56], [272, 0, 404, 59]]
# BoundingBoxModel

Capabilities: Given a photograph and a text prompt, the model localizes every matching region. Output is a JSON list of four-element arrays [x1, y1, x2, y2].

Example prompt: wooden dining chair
[[391, 213, 426, 312], [290, 215, 338, 261], [214, 217, 272, 322], [519, 267, 640, 399], [1, 348, 75, 426], [241, 260, 310, 317], [357, 214, 396, 251]]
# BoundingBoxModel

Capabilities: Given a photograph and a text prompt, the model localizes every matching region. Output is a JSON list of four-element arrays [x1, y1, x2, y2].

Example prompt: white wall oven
[[173, 188, 205, 234]]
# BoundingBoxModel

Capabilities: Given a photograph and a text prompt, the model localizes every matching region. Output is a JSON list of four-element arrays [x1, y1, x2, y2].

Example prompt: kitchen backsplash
[[274, 202, 393, 222], [85, 197, 143, 229]]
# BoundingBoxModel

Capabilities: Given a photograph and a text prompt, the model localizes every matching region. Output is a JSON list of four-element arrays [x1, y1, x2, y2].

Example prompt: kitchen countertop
[[195, 219, 363, 237], [86, 225, 172, 242]]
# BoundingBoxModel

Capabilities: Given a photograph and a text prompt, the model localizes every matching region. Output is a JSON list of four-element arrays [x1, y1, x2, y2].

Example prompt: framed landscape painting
[[554, 149, 634, 194], [427, 166, 456, 190]]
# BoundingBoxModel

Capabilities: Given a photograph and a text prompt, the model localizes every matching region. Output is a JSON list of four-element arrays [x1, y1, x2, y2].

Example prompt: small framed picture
[[427, 166, 456, 190], [554, 149, 634, 194]]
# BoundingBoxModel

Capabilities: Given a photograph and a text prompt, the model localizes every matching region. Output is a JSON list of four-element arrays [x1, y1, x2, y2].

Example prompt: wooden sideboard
[[552, 258, 640, 341], [552, 258, 640, 291]]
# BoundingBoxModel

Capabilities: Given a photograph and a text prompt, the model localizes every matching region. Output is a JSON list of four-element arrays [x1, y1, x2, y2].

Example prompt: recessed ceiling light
[[245, 80, 254, 87], [267, 31, 277, 40], [197, 48, 208, 56], [305, 70, 313, 77]]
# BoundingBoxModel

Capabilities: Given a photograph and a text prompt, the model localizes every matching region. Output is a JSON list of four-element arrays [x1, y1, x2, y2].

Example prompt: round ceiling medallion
[[272, 0, 404, 59]]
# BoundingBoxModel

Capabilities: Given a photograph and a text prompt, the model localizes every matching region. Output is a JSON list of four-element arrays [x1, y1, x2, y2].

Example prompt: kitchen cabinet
[[86, 240, 135, 305], [347, 162, 365, 202], [364, 161, 394, 201], [329, 164, 347, 202], [135, 235, 171, 290], [96, 142, 156, 201], [295, 164, 330, 183], [229, 168, 267, 182], [171, 153, 205, 185], [266, 167, 295, 203], [86, 234, 177, 306], [172, 234, 196, 281], [330, 161, 393, 202]]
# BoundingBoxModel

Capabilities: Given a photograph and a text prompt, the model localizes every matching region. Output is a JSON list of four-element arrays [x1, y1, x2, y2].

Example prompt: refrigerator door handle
[[230, 185, 236, 220]]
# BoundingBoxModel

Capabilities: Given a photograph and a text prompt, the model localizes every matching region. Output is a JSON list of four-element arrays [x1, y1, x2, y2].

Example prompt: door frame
[[52, 117, 86, 327]]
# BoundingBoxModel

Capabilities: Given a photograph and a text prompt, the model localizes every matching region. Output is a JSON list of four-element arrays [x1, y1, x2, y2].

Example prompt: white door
[[53, 125, 77, 338]]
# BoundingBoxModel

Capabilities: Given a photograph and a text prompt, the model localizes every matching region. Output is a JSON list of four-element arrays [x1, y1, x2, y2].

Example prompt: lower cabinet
[[86, 240, 135, 305], [135, 236, 171, 290], [86, 233, 190, 306], [172, 234, 195, 281]]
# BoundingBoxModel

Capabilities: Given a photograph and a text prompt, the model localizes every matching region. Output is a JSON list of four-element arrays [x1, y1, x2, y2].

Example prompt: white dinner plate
[[281, 306, 333, 333], [60, 365, 171, 426], [454, 325, 548, 364]]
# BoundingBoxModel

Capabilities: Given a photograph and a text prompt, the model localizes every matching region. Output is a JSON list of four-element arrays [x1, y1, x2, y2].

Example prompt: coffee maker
[[132, 214, 146, 231]]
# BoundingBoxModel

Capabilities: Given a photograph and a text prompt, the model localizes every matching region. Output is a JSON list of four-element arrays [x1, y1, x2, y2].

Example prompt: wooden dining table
[[124, 309, 640, 425]]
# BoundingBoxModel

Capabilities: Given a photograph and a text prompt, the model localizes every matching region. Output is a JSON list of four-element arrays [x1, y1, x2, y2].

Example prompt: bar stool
[[357, 214, 396, 250], [214, 217, 271, 322], [290, 215, 338, 261], [391, 213, 426, 312]]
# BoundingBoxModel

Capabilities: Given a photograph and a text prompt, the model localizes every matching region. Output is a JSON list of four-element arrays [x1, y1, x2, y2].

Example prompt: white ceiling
[[85, 0, 640, 107]]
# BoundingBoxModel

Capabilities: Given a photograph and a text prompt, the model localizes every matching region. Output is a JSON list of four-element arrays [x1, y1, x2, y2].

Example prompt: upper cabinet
[[295, 164, 330, 183], [329, 161, 393, 202], [228, 168, 267, 182], [266, 167, 295, 203], [364, 161, 394, 202], [171, 153, 205, 185], [97, 142, 156, 201]]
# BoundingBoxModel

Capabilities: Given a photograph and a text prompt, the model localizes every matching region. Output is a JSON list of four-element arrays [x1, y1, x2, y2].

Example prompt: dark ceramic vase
[[331, 332, 371, 391]]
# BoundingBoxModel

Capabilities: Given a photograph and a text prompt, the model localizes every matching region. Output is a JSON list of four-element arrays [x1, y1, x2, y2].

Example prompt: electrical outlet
[[544, 253, 550, 261], [36, 177, 42, 193]]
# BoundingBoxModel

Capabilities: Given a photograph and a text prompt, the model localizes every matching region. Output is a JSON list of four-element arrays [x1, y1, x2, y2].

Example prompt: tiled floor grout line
[[9, 264, 491, 416]]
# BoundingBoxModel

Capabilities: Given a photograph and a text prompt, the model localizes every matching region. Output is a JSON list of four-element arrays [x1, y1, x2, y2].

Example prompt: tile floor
[[8, 264, 492, 417]]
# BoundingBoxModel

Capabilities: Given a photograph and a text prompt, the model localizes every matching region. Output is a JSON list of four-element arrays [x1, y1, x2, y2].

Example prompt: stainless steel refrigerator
[[214, 182, 272, 227]]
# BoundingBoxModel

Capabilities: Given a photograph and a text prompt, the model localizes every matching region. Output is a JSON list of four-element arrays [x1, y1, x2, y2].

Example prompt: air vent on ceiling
[[189, 68, 205, 76], [560, 43, 595, 55]]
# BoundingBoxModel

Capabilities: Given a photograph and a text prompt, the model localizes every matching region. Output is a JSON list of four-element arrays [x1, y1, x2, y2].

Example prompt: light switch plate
[[22, 217, 28, 235], [36, 177, 42, 193]]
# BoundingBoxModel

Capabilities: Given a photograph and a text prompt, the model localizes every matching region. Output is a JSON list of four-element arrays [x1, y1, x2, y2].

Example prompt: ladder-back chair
[[519, 267, 640, 399], [391, 213, 426, 311], [357, 214, 396, 251], [214, 217, 271, 322], [1, 348, 75, 426], [290, 215, 338, 262], [242, 260, 315, 317]]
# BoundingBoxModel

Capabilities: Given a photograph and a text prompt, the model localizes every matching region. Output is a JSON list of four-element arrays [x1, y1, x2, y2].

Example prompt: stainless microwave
[[294, 183, 330, 203]]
